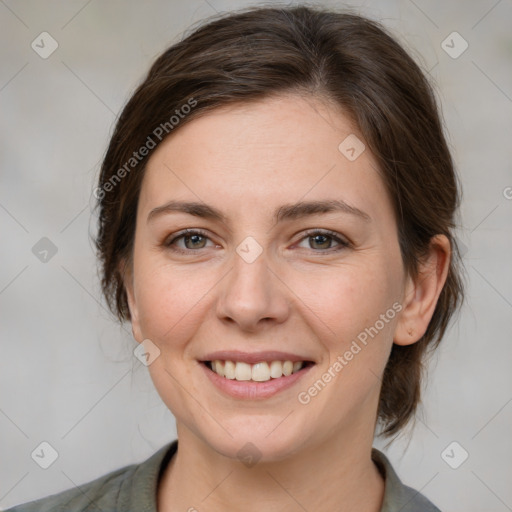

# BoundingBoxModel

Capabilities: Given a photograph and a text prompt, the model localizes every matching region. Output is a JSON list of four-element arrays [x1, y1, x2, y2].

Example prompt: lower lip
[[200, 362, 314, 400]]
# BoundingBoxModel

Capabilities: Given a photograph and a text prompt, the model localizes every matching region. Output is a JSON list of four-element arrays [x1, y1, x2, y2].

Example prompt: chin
[[199, 416, 314, 464]]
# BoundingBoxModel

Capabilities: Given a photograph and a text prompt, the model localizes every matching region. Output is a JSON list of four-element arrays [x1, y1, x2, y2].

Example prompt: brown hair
[[94, 5, 464, 437]]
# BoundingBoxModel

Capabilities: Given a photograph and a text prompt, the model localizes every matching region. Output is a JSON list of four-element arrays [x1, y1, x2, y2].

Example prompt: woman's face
[[125, 94, 409, 461]]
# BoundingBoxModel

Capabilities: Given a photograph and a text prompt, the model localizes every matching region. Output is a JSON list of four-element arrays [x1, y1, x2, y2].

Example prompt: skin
[[123, 93, 450, 511]]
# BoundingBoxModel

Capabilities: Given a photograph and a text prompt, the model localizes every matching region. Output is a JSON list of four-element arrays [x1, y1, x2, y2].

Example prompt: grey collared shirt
[[6, 441, 441, 511]]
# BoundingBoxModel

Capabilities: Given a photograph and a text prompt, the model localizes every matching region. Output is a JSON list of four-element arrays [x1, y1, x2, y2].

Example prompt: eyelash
[[164, 228, 350, 255]]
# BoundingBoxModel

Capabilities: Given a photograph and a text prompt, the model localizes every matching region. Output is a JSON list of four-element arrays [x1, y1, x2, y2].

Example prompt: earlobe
[[394, 235, 451, 346]]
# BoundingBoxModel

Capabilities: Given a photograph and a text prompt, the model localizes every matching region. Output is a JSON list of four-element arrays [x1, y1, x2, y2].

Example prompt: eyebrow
[[147, 199, 371, 224]]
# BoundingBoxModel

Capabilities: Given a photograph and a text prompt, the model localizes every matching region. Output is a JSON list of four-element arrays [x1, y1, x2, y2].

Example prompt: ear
[[394, 234, 451, 345], [120, 258, 143, 343]]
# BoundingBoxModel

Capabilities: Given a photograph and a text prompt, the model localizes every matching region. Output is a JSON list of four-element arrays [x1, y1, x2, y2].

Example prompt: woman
[[7, 4, 464, 511]]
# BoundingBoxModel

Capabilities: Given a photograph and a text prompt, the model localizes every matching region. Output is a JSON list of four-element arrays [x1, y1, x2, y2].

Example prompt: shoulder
[[5, 465, 134, 512], [5, 441, 177, 512], [372, 448, 442, 512]]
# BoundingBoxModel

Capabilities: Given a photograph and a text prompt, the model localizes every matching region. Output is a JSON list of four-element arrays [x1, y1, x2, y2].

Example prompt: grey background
[[1, 0, 511, 510]]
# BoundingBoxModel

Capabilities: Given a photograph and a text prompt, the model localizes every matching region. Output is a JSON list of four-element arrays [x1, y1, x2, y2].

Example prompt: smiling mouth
[[203, 360, 315, 382]]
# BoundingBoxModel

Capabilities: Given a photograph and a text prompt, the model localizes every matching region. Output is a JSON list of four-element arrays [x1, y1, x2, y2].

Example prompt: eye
[[165, 229, 216, 253], [163, 228, 350, 255], [296, 229, 349, 252]]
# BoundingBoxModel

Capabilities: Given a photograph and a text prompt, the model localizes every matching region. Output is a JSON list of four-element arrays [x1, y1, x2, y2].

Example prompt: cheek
[[294, 267, 398, 408], [293, 262, 399, 345], [132, 259, 216, 414], [134, 258, 217, 347], [294, 260, 400, 399]]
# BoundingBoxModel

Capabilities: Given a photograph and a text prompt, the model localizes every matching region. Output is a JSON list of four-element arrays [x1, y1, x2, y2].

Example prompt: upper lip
[[200, 350, 315, 364]]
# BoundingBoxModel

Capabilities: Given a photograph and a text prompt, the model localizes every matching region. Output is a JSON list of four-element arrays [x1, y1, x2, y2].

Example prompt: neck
[[157, 425, 385, 512]]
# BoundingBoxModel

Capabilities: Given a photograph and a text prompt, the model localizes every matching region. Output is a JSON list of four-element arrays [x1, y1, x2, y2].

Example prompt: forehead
[[138, 94, 392, 224]]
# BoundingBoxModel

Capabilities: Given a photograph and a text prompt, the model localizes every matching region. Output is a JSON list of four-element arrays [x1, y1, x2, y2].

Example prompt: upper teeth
[[210, 360, 304, 382]]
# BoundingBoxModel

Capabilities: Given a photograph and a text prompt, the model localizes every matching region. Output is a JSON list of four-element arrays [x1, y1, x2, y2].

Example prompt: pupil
[[312, 235, 329, 249], [187, 235, 204, 248]]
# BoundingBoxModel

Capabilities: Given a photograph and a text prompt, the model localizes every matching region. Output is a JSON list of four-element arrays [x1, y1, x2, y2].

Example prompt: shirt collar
[[371, 448, 440, 511], [125, 441, 438, 512]]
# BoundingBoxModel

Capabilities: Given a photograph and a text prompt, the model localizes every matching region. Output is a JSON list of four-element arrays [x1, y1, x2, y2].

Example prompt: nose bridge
[[216, 239, 289, 330]]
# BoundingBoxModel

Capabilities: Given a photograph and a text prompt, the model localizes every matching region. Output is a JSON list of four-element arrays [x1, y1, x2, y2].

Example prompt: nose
[[215, 248, 290, 332]]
